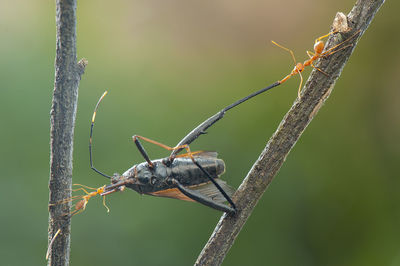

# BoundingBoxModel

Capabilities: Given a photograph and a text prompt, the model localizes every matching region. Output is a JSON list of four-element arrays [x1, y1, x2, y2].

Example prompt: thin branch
[[195, 0, 385, 265], [47, 0, 87, 265]]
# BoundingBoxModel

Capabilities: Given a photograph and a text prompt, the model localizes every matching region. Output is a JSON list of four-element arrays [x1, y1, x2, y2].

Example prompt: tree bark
[[47, 0, 87, 265], [195, 0, 385, 265]]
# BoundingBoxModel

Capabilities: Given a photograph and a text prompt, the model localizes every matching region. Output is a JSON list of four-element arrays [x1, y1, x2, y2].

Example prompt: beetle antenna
[[89, 91, 112, 178]]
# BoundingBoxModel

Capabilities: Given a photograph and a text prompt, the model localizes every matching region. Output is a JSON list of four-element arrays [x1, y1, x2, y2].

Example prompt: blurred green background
[[1, 0, 399, 265]]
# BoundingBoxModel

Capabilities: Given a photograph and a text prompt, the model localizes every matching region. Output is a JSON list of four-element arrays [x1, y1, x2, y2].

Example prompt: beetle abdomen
[[170, 156, 225, 186]]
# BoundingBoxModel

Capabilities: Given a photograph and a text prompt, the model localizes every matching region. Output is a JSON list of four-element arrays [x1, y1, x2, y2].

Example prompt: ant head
[[314, 41, 325, 54], [294, 62, 304, 73]]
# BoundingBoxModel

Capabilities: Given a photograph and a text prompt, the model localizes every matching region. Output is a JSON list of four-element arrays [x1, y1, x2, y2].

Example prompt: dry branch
[[47, 0, 87, 265]]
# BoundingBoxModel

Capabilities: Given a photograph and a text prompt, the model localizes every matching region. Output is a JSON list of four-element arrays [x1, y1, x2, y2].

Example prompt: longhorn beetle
[[89, 83, 280, 214], [73, 30, 359, 215]]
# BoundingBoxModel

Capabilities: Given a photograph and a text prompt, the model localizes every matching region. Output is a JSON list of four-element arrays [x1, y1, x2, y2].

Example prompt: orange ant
[[47, 184, 115, 260], [71, 184, 110, 215], [272, 30, 357, 98], [54, 184, 118, 217]]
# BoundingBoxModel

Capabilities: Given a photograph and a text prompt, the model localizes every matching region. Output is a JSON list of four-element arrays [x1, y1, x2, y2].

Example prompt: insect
[[68, 30, 359, 215], [87, 87, 284, 214], [272, 29, 359, 98]]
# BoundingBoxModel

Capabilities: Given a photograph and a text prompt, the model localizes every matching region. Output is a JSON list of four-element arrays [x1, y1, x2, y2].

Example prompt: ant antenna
[[89, 91, 112, 178]]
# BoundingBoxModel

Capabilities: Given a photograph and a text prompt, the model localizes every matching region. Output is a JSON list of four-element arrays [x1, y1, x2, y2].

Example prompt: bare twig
[[195, 0, 385, 265], [47, 0, 87, 265]]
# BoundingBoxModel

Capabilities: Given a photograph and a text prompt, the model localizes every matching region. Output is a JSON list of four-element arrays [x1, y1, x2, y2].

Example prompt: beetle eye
[[111, 173, 120, 183], [138, 176, 149, 184]]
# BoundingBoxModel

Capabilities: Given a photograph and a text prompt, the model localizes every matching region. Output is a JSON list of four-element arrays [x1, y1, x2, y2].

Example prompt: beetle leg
[[132, 135, 154, 168], [190, 159, 237, 212], [170, 178, 236, 214], [132, 135, 190, 164]]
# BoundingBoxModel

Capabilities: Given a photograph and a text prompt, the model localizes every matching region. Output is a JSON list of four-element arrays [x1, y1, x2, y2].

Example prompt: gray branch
[[47, 0, 87, 265], [195, 0, 385, 265]]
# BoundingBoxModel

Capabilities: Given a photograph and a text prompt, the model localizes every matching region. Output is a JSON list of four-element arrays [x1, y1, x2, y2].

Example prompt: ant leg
[[73, 183, 98, 191], [72, 187, 90, 194], [315, 31, 337, 43], [102, 196, 110, 213], [70, 206, 86, 217], [297, 71, 303, 99], [321, 30, 360, 57], [306, 51, 329, 76], [322, 44, 353, 58], [46, 228, 61, 260], [271, 40, 297, 65], [310, 62, 329, 76], [62, 185, 107, 216], [53, 185, 94, 205], [306, 50, 315, 58]]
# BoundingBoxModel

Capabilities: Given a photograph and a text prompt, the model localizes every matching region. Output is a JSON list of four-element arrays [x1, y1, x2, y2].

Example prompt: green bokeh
[[1, 1, 399, 265]]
